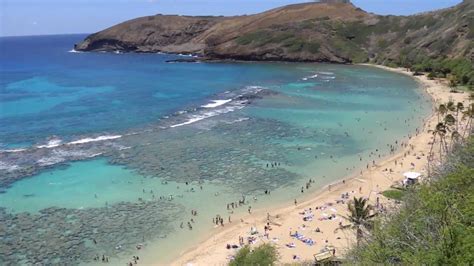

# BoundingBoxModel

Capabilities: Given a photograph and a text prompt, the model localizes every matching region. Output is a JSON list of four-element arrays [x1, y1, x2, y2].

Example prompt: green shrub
[[229, 244, 278, 266], [382, 189, 405, 201], [407, 57, 473, 86], [377, 39, 388, 49], [304, 42, 321, 54], [284, 38, 305, 53], [236, 31, 271, 46], [236, 31, 296, 48]]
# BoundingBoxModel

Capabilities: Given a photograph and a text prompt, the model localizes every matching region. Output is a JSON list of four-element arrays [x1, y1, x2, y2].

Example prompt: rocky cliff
[[75, 0, 473, 64]]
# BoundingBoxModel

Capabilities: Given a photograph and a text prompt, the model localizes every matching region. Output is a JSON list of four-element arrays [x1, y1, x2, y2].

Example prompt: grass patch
[[235, 31, 271, 46], [229, 244, 278, 266], [382, 189, 405, 201], [236, 31, 295, 47]]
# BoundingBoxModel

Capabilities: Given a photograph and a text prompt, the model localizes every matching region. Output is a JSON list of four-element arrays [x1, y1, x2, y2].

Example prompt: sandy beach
[[167, 65, 471, 266]]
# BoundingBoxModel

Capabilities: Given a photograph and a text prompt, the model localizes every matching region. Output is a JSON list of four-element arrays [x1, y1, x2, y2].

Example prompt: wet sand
[[163, 65, 471, 265]]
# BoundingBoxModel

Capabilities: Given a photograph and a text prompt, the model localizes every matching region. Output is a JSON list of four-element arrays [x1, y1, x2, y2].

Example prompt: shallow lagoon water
[[0, 35, 432, 264]]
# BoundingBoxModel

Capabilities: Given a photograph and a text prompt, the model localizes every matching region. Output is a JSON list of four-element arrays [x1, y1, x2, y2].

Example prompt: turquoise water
[[1, 159, 149, 212], [0, 35, 432, 265]]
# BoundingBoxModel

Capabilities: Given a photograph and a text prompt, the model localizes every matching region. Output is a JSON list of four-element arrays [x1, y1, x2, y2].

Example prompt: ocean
[[0, 34, 431, 264]]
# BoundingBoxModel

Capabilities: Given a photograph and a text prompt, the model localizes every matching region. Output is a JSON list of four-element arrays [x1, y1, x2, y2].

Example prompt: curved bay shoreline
[[152, 64, 470, 265]]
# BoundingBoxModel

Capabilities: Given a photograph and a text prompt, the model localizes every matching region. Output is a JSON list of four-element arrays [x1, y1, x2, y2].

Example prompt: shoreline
[[165, 64, 470, 265]]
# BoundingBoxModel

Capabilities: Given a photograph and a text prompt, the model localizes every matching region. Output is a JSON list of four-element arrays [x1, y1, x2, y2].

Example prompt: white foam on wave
[[31, 135, 120, 150], [67, 135, 122, 145], [201, 99, 232, 108], [170, 105, 244, 128], [170, 117, 206, 128], [320, 76, 336, 80], [37, 139, 62, 149], [36, 149, 100, 166], [224, 117, 250, 124], [0, 161, 20, 171], [302, 74, 318, 81], [68, 49, 82, 53], [245, 85, 265, 92], [0, 148, 26, 153], [170, 85, 265, 128], [178, 53, 199, 58], [318, 71, 334, 75], [37, 156, 65, 166], [235, 85, 265, 99]]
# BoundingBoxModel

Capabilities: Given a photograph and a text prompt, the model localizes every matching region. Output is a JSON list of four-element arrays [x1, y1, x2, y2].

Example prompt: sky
[[0, 0, 463, 37]]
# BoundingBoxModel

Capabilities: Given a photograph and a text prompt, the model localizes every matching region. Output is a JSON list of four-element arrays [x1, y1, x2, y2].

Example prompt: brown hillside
[[75, 0, 473, 65]]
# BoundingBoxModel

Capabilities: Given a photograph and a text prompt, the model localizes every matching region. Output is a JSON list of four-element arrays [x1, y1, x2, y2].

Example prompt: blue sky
[[0, 0, 463, 36]]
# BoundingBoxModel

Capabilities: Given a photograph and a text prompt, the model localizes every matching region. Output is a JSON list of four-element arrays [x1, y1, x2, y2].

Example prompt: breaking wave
[[170, 105, 244, 128], [67, 135, 122, 145], [302, 74, 318, 81], [170, 85, 267, 128], [201, 99, 232, 108]]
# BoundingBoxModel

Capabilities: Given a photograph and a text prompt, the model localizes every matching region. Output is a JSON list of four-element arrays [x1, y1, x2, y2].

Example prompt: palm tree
[[444, 114, 456, 127], [450, 130, 462, 151], [437, 104, 447, 123], [455, 102, 464, 131], [462, 104, 474, 138], [429, 122, 448, 164], [446, 101, 456, 112], [344, 197, 373, 247], [448, 78, 458, 92], [437, 122, 448, 162]]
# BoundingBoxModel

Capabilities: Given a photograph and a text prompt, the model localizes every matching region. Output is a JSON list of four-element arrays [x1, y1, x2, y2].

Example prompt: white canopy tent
[[402, 172, 422, 186], [403, 172, 422, 179]]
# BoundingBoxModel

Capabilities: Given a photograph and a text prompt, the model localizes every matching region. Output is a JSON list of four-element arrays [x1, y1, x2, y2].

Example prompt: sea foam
[[318, 71, 334, 75], [201, 99, 232, 108], [0, 148, 26, 153], [68, 49, 82, 53], [37, 139, 62, 149], [67, 135, 122, 145], [302, 74, 318, 81], [0, 161, 20, 171], [170, 105, 244, 128]]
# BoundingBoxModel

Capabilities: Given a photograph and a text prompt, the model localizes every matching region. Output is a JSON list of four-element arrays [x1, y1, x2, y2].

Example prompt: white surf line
[[201, 99, 232, 108], [67, 135, 122, 145]]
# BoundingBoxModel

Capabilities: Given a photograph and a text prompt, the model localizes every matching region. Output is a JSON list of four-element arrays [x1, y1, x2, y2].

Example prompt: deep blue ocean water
[[0, 34, 305, 147], [0, 34, 432, 264]]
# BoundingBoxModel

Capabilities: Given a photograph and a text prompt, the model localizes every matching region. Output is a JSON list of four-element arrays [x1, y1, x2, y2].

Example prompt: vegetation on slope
[[229, 244, 278, 266], [347, 136, 474, 264], [408, 58, 473, 88], [76, 1, 473, 69]]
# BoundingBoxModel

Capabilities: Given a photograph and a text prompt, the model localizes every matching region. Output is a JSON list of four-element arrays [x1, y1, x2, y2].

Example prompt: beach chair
[[314, 250, 334, 263], [313, 246, 336, 263]]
